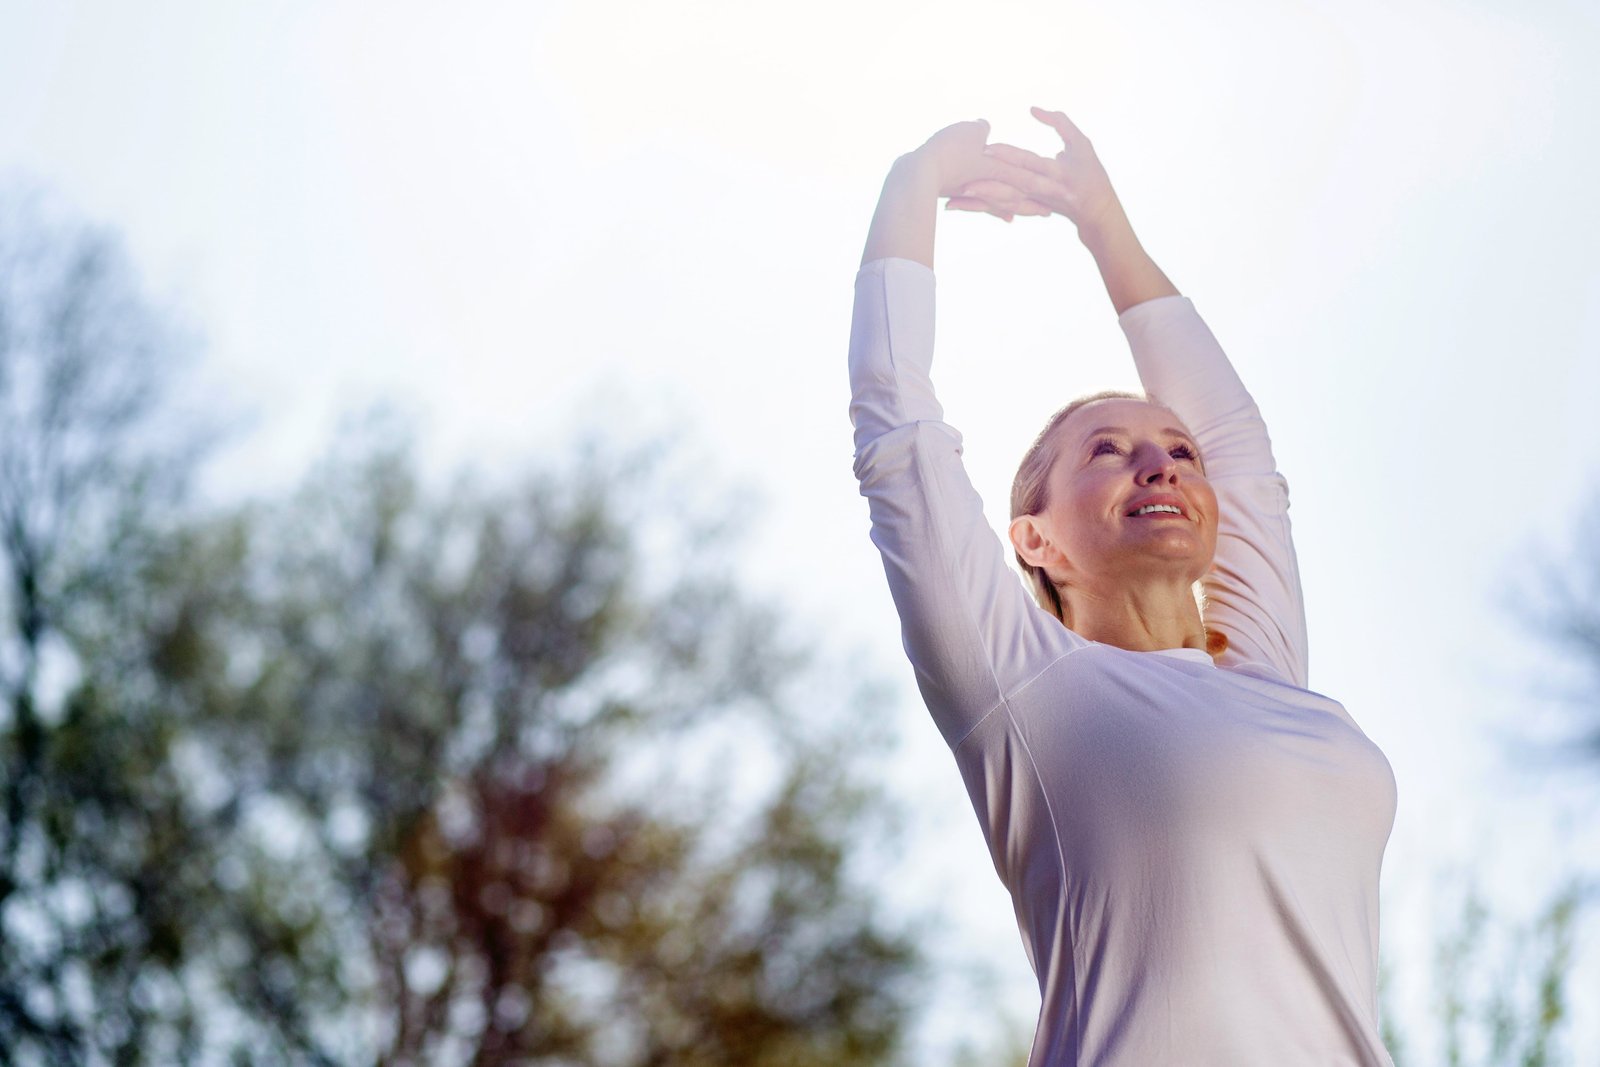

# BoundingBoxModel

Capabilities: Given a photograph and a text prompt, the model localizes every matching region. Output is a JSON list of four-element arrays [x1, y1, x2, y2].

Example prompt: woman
[[848, 110, 1398, 1065]]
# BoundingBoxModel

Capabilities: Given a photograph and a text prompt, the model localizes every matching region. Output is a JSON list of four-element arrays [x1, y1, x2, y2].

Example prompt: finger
[[962, 168, 1061, 208], [983, 194, 1051, 218], [944, 197, 1014, 223], [981, 158, 1057, 193], [947, 199, 1018, 224], [947, 194, 1024, 223], [982, 142, 1057, 177], [955, 178, 1026, 208], [1031, 106, 1086, 144]]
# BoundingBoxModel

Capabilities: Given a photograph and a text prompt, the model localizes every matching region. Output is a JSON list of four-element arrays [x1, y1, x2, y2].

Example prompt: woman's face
[[1024, 398, 1218, 589]]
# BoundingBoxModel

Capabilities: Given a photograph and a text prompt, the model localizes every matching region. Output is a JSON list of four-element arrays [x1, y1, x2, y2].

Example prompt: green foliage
[[945, 1021, 1030, 1067], [1384, 878, 1588, 1067], [0, 196, 921, 1064]]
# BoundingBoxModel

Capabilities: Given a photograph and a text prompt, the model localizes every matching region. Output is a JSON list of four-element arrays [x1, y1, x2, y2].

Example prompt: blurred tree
[[1379, 878, 1586, 1067], [181, 428, 920, 1066], [1371, 497, 1600, 1067], [0, 189, 212, 1063], [1526, 492, 1600, 765], [0, 192, 920, 1065]]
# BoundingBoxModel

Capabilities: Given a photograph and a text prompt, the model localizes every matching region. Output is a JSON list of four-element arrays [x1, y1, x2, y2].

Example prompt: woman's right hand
[[860, 118, 1056, 266], [900, 119, 1053, 223]]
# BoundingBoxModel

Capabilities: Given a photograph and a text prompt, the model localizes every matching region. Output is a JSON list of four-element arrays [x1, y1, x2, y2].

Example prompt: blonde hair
[[1008, 390, 1229, 657], [1009, 390, 1143, 626]]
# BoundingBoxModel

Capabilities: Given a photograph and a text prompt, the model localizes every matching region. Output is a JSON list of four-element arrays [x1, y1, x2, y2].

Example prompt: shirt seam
[[1002, 692, 1080, 1065], [949, 642, 1091, 750], [1206, 470, 1305, 688], [879, 263, 911, 430], [908, 420, 1021, 748]]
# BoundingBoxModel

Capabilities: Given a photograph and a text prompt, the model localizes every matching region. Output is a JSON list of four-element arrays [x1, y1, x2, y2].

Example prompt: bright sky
[[4, 0, 1598, 1059]]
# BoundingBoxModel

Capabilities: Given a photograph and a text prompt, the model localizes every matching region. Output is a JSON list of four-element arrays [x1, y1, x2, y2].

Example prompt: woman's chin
[[1106, 542, 1214, 585], [1129, 532, 1212, 564]]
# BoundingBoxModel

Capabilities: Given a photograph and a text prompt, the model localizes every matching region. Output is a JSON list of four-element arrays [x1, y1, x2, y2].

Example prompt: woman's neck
[[1065, 578, 1207, 653]]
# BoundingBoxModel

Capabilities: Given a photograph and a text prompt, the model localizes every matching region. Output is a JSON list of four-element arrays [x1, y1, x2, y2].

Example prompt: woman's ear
[[1009, 515, 1063, 571]]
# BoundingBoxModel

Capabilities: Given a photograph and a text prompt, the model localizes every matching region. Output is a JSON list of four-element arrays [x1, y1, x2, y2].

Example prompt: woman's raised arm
[[849, 124, 1080, 747], [955, 108, 1309, 683], [861, 120, 1050, 269]]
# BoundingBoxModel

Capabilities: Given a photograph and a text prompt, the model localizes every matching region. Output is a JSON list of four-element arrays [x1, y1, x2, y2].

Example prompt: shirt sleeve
[[849, 258, 1083, 747], [1119, 295, 1310, 688]]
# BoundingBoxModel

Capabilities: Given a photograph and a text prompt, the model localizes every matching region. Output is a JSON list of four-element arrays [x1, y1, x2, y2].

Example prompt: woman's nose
[[1135, 446, 1178, 484]]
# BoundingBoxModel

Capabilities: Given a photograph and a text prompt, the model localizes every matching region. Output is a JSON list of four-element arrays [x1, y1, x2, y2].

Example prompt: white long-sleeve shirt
[[849, 258, 1397, 1066]]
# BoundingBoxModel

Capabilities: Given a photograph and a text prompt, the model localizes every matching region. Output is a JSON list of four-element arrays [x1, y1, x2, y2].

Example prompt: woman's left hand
[[946, 107, 1121, 233]]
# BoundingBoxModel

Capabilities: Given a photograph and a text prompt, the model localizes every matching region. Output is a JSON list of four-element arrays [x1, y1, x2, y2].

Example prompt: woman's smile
[[1124, 493, 1192, 519]]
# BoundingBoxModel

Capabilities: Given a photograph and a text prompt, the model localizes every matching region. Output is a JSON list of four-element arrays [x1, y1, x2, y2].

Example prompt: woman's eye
[[1091, 440, 1124, 457], [1170, 445, 1198, 461]]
